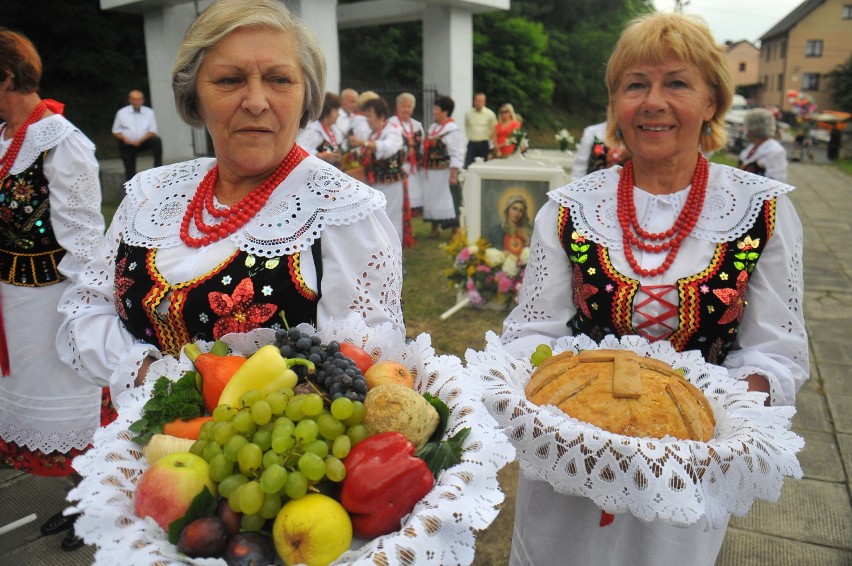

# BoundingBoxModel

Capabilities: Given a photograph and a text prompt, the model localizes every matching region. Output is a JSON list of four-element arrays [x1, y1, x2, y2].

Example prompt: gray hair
[[744, 108, 776, 140], [171, 0, 325, 129]]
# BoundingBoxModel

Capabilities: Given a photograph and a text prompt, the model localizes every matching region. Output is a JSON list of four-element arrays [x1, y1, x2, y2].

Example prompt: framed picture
[[462, 156, 566, 248]]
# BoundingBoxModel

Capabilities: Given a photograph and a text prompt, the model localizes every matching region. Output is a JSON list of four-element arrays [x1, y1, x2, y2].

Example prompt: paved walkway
[[1, 159, 850, 565]]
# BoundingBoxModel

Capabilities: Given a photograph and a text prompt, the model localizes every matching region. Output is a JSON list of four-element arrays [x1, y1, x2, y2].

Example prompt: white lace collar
[[549, 163, 794, 248], [2, 114, 89, 175], [121, 155, 387, 257]]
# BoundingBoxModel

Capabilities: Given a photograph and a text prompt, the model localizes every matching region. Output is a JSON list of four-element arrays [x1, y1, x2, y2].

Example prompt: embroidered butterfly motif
[[713, 269, 749, 324]]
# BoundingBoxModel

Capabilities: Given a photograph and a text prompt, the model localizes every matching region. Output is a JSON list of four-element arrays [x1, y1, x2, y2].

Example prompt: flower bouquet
[[339, 148, 366, 183], [444, 233, 529, 309], [554, 129, 575, 152], [67, 315, 515, 565], [508, 128, 529, 156]]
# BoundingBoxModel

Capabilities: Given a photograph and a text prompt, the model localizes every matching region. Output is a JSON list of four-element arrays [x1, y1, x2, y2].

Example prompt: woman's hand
[[744, 373, 771, 406]]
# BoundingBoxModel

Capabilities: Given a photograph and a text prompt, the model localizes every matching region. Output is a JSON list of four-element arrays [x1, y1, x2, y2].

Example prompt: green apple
[[133, 452, 217, 530], [272, 493, 352, 566]]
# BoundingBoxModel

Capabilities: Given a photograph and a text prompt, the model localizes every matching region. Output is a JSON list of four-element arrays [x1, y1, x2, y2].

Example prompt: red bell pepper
[[340, 431, 435, 538]]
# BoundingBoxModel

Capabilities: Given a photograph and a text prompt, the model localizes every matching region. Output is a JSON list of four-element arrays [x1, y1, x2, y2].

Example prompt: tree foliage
[[825, 55, 852, 113], [4, 0, 148, 154]]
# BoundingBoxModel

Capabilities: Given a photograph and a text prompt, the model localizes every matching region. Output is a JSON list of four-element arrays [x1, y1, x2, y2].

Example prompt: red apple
[[364, 360, 414, 390], [133, 452, 217, 531]]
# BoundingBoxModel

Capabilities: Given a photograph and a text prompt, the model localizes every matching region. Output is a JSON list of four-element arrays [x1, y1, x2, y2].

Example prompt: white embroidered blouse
[[57, 155, 404, 399], [502, 163, 808, 406]]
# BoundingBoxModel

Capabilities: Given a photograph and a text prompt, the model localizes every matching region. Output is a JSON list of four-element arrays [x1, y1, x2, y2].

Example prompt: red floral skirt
[[0, 389, 117, 477]]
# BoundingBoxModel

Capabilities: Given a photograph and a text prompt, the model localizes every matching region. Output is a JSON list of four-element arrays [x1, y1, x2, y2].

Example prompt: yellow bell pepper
[[217, 345, 314, 407]]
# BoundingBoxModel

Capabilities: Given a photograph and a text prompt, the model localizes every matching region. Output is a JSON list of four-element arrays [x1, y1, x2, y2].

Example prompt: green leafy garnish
[[167, 487, 217, 544], [128, 370, 204, 445], [416, 393, 471, 477]]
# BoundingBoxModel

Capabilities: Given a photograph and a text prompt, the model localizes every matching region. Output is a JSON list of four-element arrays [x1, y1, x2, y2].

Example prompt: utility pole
[[674, 0, 691, 12]]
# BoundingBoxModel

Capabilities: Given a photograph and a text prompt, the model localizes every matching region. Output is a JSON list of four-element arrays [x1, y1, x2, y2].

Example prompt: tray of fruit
[[68, 315, 515, 565], [466, 332, 804, 528]]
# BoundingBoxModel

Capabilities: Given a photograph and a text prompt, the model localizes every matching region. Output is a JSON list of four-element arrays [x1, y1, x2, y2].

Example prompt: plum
[[176, 516, 230, 558], [224, 532, 276, 566], [217, 497, 242, 536]]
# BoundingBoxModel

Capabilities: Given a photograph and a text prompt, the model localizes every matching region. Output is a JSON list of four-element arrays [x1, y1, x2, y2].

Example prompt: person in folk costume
[[502, 13, 807, 565], [422, 95, 464, 240], [0, 27, 113, 551], [388, 92, 424, 246], [297, 91, 344, 167], [737, 107, 788, 182], [347, 90, 379, 140], [572, 120, 627, 180], [347, 97, 406, 245], [57, 0, 403, 438]]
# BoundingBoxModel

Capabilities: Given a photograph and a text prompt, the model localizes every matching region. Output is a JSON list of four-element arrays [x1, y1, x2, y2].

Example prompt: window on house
[[780, 40, 787, 58], [739, 62, 746, 72], [778, 73, 784, 92], [803, 73, 820, 91], [805, 40, 824, 57], [843, 5, 852, 19]]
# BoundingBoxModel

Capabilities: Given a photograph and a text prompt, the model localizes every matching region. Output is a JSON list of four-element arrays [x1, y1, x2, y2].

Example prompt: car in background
[[724, 95, 750, 153]]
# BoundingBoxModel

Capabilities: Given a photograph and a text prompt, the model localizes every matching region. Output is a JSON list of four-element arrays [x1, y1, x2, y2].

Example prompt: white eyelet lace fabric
[[468, 332, 804, 528], [552, 164, 795, 248], [68, 314, 516, 566], [122, 155, 387, 257], [5, 115, 93, 174]]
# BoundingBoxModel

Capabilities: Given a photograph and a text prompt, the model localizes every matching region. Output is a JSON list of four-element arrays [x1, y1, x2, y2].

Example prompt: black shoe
[[60, 528, 85, 551], [40, 510, 78, 536]]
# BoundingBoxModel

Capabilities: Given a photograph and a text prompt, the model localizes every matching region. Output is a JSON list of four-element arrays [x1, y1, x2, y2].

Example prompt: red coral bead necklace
[[180, 144, 307, 247], [616, 153, 708, 277], [0, 100, 47, 180]]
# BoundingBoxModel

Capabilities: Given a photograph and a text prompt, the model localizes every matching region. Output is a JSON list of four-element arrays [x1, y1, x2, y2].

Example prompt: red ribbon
[[599, 511, 615, 527], [0, 293, 8, 376], [42, 99, 65, 115]]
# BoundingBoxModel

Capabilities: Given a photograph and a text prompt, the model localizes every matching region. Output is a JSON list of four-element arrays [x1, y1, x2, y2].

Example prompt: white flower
[[484, 247, 506, 267], [502, 254, 520, 276], [467, 245, 480, 255], [519, 247, 530, 265]]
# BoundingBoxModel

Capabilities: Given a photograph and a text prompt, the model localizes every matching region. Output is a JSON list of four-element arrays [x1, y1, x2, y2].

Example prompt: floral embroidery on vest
[[557, 199, 776, 364], [0, 151, 66, 286], [115, 241, 319, 355]]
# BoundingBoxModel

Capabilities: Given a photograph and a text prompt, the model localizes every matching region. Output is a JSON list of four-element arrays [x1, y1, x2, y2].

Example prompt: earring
[[704, 123, 712, 136], [615, 128, 622, 140]]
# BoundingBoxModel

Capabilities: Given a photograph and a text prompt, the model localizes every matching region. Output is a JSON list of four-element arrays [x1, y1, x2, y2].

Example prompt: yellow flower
[[737, 235, 760, 250]]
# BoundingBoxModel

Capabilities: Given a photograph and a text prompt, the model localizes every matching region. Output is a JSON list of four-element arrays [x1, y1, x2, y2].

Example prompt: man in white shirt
[[112, 89, 163, 181], [336, 88, 359, 135]]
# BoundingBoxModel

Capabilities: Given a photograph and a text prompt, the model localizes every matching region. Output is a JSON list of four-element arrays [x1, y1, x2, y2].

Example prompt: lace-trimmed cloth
[[553, 164, 793, 248], [470, 332, 804, 528], [122, 154, 388, 257], [68, 315, 516, 566], [2, 114, 94, 176]]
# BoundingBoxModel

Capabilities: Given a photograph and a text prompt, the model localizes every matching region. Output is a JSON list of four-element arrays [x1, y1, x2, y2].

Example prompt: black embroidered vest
[[369, 150, 406, 184], [558, 199, 776, 365], [0, 151, 66, 286], [424, 135, 451, 170], [114, 240, 321, 355]]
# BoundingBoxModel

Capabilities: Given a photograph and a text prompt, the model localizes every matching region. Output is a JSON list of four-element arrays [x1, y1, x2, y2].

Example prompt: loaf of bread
[[525, 349, 715, 441]]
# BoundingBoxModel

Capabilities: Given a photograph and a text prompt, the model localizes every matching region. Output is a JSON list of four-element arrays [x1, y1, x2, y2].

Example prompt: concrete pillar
[[423, 6, 473, 137], [294, 0, 341, 94]]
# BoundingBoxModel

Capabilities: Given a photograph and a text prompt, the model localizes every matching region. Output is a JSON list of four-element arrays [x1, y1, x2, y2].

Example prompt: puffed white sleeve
[[316, 209, 405, 333], [296, 125, 323, 155], [723, 194, 808, 406], [374, 125, 403, 160], [56, 197, 162, 399], [501, 200, 577, 358], [761, 145, 789, 183], [44, 130, 105, 282], [446, 129, 465, 169]]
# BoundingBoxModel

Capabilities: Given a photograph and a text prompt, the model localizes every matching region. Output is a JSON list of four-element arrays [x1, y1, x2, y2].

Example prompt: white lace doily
[[467, 332, 803, 528], [68, 314, 515, 565]]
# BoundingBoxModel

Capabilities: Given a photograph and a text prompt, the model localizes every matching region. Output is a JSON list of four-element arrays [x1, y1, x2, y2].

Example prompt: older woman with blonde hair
[[57, 0, 403, 396], [502, 12, 807, 565]]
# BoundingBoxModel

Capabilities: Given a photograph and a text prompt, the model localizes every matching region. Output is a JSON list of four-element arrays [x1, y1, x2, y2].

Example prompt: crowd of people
[[1, 2, 807, 564]]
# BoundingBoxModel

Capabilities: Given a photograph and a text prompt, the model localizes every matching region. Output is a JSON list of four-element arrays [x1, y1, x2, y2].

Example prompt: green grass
[[402, 218, 507, 358]]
